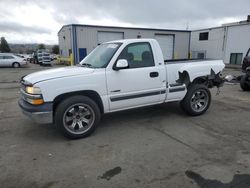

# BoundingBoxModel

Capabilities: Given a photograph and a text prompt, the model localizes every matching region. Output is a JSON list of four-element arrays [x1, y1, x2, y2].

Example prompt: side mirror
[[114, 59, 129, 70]]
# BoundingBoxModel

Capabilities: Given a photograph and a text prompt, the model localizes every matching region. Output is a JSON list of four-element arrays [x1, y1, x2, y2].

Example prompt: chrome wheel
[[63, 103, 95, 135], [190, 89, 208, 113]]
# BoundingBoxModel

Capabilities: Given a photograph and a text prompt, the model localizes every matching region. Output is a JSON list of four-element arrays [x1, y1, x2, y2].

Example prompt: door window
[[117, 42, 154, 68], [230, 53, 243, 64], [3, 56, 14, 59]]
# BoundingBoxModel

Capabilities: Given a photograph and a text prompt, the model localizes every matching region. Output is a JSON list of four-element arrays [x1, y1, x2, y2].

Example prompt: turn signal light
[[27, 98, 44, 105]]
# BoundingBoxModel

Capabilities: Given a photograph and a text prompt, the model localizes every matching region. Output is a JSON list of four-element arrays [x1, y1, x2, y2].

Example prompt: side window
[[199, 32, 209, 41], [0, 56, 4, 59], [118, 42, 154, 68], [4, 56, 14, 59]]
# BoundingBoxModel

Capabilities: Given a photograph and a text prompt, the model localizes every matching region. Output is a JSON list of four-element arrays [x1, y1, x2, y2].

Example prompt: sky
[[0, 0, 249, 44]]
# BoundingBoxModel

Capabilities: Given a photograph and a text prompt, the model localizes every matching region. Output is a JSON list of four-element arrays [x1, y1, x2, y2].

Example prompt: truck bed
[[165, 59, 217, 64]]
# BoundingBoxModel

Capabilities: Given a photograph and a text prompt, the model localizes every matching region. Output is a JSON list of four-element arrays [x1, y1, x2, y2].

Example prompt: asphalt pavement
[[0, 63, 250, 188]]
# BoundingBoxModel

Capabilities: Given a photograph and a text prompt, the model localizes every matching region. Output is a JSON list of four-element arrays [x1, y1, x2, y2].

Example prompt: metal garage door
[[155, 34, 174, 60], [97, 31, 124, 44]]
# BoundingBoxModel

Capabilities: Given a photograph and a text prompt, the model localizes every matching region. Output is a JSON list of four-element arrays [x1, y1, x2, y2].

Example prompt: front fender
[[35, 73, 107, 102]]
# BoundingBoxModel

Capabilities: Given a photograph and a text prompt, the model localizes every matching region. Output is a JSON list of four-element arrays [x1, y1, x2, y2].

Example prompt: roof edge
[[192, 21, 250, 32], [58, 24, 191, 34]]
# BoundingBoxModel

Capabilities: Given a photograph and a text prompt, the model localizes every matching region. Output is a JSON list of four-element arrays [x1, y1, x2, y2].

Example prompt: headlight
[[25, 86, 42, 94], [22, 86, 44, 105]]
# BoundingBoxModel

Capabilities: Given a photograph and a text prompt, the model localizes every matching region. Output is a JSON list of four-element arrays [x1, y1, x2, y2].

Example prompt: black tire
[[12, 62, 20, 68], [180, 84, 211, 116], [55, 95, 101, 139], [240, 75, 250, 91]]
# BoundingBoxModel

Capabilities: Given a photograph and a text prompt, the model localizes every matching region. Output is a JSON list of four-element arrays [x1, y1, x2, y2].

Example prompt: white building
[[58, 24, 191, 64], [191, 16, 250, 64]]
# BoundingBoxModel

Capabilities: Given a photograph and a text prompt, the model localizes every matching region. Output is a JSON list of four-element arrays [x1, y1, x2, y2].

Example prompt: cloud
[[0, 0, 249, 44], [0, 21, 51, 34], [46, 0, 250, 28]]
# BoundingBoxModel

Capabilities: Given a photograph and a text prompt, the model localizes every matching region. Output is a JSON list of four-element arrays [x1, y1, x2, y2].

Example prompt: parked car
[[15, 54, 25, 58], [50, 54, 57, 61], [40, 52, 52, 66], [0, 53, 27, 68], [37, 51, 43, 64], [37, 51, 51, 66], [19, 39, 225, 139], [240, 48, 250, 91]]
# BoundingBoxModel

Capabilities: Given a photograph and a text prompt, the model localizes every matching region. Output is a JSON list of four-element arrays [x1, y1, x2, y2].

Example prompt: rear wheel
[[240, 75, 250, 91], [12, 62, 20, 68], [55, 96, 101, 139], [181, 84, 211, 116]]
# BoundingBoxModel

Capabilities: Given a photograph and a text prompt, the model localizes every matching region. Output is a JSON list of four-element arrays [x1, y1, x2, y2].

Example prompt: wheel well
[[53, 90, 104, 114], [178, 71, 208, 87], [192, 77, 207, 84], [12, 62, 20, 65], [178, 71, 190, 86]]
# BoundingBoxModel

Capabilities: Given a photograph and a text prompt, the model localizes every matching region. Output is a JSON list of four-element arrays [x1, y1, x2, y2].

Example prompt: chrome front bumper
[[18, 99, 53, 124]]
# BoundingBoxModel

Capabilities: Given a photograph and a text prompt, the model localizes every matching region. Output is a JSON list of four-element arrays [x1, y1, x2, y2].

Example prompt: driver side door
[[106, 42, 164, 111]]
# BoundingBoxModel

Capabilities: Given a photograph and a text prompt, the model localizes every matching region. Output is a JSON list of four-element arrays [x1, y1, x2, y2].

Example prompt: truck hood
[[23, 66, 95, 84]]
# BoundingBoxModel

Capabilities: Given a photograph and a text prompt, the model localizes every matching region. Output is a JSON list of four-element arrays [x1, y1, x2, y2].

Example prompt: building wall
[[58, 26, 72, 57], [58, 25, 190, 64], [224, 24, 250, 64], [173, 32, 190, 59], [76, 26, 190, 62], [190, 27, 225, 60], [191, 23, 250, 64]]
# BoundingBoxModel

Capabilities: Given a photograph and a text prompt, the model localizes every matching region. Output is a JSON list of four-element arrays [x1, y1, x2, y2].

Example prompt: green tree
[[38, 43, 45, 49], [52, 45, 59, 54], [0, 37, 11, 52]]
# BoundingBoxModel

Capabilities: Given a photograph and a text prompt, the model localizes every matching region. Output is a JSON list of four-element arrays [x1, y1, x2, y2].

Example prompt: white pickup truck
[[19, 39, 225, 139]]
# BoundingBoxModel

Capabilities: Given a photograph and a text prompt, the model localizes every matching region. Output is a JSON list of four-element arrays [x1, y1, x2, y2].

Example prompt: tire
[[12, 62, 20, 68], [240, 75, 250, 91], [180, 84, 211, 116], [55, 96, 101, 139]]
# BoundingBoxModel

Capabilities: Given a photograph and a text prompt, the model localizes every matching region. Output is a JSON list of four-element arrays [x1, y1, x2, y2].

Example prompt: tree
[[38, 43, 45, 49], [0, 37, 11, 52], [52, 45, 59, 54]]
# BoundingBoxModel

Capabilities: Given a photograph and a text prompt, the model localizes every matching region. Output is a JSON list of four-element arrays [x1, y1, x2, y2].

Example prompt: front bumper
[[42, 61, 52, 64], [18, 99, 53, 124]]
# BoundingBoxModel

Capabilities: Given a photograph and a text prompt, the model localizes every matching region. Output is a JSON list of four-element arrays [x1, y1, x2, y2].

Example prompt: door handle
[[150, 72, 159, 78]]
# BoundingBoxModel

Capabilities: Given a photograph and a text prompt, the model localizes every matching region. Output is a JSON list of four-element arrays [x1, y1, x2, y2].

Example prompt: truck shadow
[[101, 102, 185, 126], [23, 102, 186, 141]]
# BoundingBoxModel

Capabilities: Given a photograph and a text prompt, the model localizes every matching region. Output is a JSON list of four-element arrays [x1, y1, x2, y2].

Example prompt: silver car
[[0, 53, 27, 68]]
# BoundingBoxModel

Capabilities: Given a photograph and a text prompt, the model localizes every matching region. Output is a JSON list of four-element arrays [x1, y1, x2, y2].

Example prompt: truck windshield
[[79, 43, 121, 68]]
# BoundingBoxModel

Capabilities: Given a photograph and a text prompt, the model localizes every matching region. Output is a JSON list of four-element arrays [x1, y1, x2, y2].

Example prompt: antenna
[[186, 22, 189, 30]]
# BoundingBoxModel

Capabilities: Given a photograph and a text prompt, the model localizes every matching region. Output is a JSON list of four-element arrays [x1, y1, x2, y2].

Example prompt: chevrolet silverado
[[19, 39, 225, 138]]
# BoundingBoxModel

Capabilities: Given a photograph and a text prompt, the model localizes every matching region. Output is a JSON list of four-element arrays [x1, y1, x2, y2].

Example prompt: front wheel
[[240, 75, 250, 91], [180, 84, 211, 116], [55, 96, 101, 139], [12, 62, 20, 68]]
